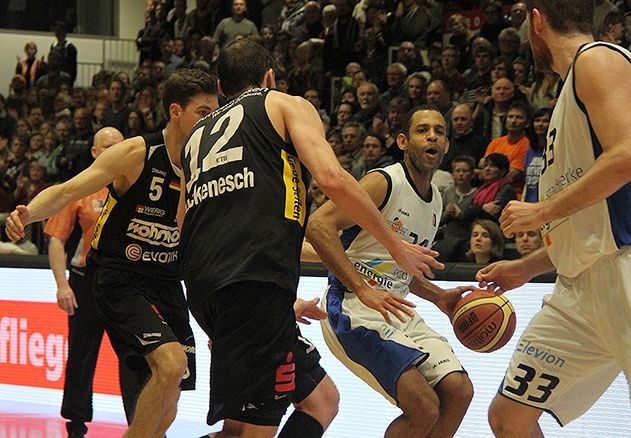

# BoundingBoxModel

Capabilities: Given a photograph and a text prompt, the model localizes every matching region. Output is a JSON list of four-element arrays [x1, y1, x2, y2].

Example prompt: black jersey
[[180, 88, 309, 302], [89, 131, 181, 280]]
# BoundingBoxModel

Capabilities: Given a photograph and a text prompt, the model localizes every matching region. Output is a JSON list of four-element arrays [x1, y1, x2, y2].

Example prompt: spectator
[[515, 229, 544, 258], [462, 40, 494, 107], [446, 14, 474, 71], [463, 218, 505, 264], [509, 2, 528, 31], [170, 0, 189, 39], [14, 161, 50, 207], [523, 107, 552, 202], [0, 95, 17, 141], [279, 0, 306, 38], [136, 9, 162, 64], [92, 100, 110, 132], [213, 0, 259, 49], [340, 121, 365, 171], [352, 131, 395, 179], [433, 155, 477, 262], [594, 0, 619, 40], [42, 131, 63, 183], [404, 71, 428, 107], [477, 1, 509, 46], [528, 71, 561, 110], [101, 79, 132, 132], [351, 81, 384, 130], [307, 178, 329, 214], [326, 128, 344, 156], [356, 1, 390, 88], [382, 96, 410, 160], [184, 0, 225, 39], [396, 41, 425, 74], [442, 103, 487, 172], [379, 63, 407, 109], [298, 1, 324, 40], [25, 132, 46, 163], [57, 107, 95, 182], [391, 0, 432, 48], [15, 41, 47, 90], [334, 100, 356, 129], [600, 10, 627, 45], [50, 21, 78, 86], [483, 100, 531, 196], [35, 51, 73, 109], [463, 152, 516, 223], [497, 27, 521, 65], [425, 79, 455, 137], [287, 41, 325, 97], [441, 46, 465, 99], [323, 0, 361, 76], [474, 77, 515, 141]]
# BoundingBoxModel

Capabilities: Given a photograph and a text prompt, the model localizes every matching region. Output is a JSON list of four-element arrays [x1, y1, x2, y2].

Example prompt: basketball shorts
[[189, 281, 299, 426], [499, 246, 631, 425], [89, 265, 196, 390], [321, 276, 466, 405]]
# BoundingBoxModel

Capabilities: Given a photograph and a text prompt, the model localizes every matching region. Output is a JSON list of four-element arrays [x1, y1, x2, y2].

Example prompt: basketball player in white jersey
[[307, 106, 474, 438], [476, 1, 631, 436]]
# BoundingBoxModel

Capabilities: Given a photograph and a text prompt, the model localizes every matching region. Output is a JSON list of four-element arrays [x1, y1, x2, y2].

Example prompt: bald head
[[451, 103, 474, 137], [92, 127, 124, 158]]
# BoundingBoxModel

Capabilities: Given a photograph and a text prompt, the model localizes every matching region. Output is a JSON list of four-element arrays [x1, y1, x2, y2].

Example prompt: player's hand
[[56, 284, 78, 316], [355, 286, 416, 325], [391, 240, 444, 280], [500, 200, 546, 238], [434, 285, 474, 317], [476, 260, 528, 294], [294, 297, 327, 324], [5, 205, 30, 242]]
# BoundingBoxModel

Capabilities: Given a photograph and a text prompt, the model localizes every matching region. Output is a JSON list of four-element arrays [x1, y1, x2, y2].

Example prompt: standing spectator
[[474, 77, 515, 141], [35, 51, 73, 112], [184, 0, 226, 38], [391, 0, 432, 48], [15, 41, 47, 90], [523, 107, 552, 203], [136, 9, 161, 64], [297, 1, 324, 40], [50, 21, 78, 86], [442, 103, 487, 171], [101, 79, 131, 132], [169, 0, 189, 39], [323, 0, 361, 76], [213, 0, 259, 49], [356, 1, 390, 88], [279, 0, 306, 38], [0, 95, 17, 141]]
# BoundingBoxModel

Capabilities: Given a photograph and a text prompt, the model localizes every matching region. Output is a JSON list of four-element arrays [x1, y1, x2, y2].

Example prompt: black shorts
[[89, 265, 196, 390], [189, 281, 300, 426], [292, 327, 327, 405]]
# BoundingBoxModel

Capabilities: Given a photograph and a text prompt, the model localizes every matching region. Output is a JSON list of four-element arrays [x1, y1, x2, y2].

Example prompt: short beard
[[530, 27, 554, 73]]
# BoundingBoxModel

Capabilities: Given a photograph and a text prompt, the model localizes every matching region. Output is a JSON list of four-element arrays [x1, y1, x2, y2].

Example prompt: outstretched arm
[[475, 247, 555, 293], [5, 138, 144, 241], [270, 92, 443, 280], [408, 276, 473, 317]]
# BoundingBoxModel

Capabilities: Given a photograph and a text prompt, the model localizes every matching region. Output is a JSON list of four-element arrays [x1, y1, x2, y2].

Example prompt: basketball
[[451, 289, 516, 353]]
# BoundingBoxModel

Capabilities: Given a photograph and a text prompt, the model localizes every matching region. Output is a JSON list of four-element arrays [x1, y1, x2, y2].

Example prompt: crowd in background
[[1, 0, 629, 261]]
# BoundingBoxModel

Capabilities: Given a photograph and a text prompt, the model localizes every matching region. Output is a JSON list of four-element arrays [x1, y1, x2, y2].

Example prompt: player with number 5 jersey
[[5, 69, 219, 438]]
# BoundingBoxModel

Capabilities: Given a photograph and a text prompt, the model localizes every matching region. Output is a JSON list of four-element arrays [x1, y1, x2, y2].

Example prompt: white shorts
[[499, 246, 631, 425], [321, 277, 465, 405]]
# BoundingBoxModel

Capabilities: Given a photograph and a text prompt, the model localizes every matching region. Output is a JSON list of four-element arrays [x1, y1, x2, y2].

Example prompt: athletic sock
[[278, 410, 324, 438]]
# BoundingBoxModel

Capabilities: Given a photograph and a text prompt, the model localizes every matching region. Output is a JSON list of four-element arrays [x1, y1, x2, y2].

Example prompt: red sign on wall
[[0, 301, 121, 395]]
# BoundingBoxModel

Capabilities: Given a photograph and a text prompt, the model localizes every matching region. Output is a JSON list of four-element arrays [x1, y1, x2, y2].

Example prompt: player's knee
[[320, 378, 340, 424], [451, 372, 474, 408], [488, 396, 511, 435], [407, 390, 440, 428], [149, 343, 188, 385]]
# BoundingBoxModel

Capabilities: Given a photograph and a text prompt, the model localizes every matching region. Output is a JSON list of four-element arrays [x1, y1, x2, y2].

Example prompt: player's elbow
[[312, 165, 347, 199]]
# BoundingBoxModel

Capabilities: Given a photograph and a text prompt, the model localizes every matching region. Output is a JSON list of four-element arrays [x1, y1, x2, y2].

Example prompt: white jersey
[[539, 42, 631, 278], [342, 162, 442, 297]]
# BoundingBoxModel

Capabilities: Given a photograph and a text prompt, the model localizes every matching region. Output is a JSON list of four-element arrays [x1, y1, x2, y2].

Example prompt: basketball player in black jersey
[[6, 69, 218, 438], [177, 38, 442, 438]]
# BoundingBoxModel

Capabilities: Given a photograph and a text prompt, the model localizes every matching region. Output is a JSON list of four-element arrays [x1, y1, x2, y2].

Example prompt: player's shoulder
[[266, 90, 309, 110]]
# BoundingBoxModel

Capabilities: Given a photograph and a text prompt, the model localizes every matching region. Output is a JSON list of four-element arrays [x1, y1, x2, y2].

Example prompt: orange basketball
[[451, 289, 516, 353]]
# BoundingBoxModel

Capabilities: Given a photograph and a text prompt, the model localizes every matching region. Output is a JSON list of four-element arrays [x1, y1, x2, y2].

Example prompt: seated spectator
[[463, 218, 505, 264], [523, 107, 552, 202], [379, 63, 408, 109], [404, 71, 428, 108], [528, 71, 561, 110], [0, 95, 17, 141], [483, 100, 531, 196], [25, 132, 46, 163], [462, 152, 516, 223], [339, 121, 365, 172], [14, 161, 50, 206], [326, 129, 344, 156], [515, 229, 543, 258], [396, 41, 425, 74], [433, 155, 477, 262], [474, 77, 515, 142], [352, 131, 394, 179], [307, 178, 328, 214], [440, 46, 465, 99], [334, 100, 356, 130], [351, 81, 385, 131]]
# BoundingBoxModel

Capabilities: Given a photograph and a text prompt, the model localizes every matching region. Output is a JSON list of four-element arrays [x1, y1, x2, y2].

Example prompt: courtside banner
[[0, 300, 121, 395]]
